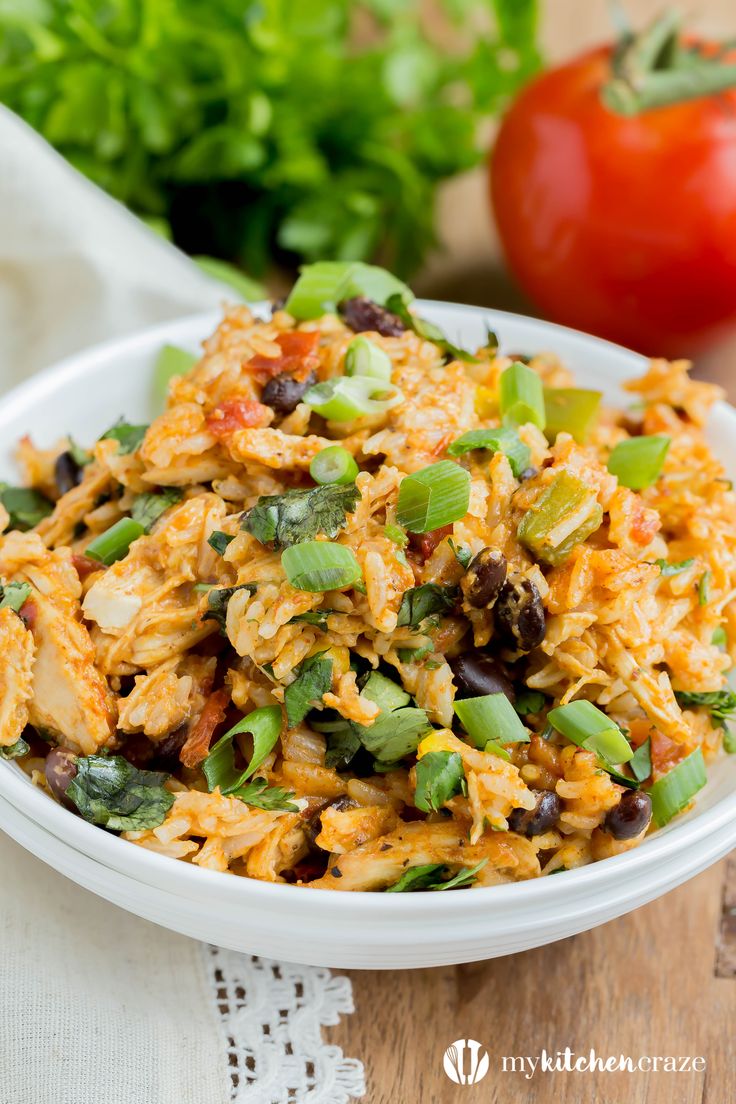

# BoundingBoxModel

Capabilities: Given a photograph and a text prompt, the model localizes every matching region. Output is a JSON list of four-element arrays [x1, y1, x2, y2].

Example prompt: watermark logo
[[443, 1039, 490, 1085]]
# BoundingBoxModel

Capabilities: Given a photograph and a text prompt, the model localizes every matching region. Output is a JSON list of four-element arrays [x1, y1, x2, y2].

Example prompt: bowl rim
[[2, 299, 736, 914]]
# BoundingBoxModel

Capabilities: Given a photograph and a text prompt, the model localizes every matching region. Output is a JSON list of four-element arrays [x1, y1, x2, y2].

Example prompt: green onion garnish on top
[[499, 362, 546, 430], [304, 376, 403, 421], [85, 517, 145, 565], [518, 471, 603, 566], [447, 426, 531, 478], [453, 692, 530, 749], [607, 434, 670, 491], [544, 388, 602, 444], [547, 700, 633, 766], [344, 336, 392, 381], [203, 705, 283, 793], [309, 446, 359, 486], [396, 460, 470, 533], [284, 261, 413, 320], [281, 540, 362, 592], [648, 748, 706, 827]]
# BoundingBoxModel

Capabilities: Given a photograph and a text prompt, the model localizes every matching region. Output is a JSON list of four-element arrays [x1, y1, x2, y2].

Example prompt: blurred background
[[2, 0, 735, 377]]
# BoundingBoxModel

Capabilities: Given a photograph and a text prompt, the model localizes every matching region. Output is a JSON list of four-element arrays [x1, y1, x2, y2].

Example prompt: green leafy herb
[[324, 726, 362, 770], [0, 5, 539, 279], [414, 751, 465, 812], [629, 737, 652, 783], [66, 755, 174, 831], [230, 777, 298, 813], [353, 707, 431, 763], [242, 484, 359, 550], [448, 538, 472, 570], [288, 609, 334, 629], [713, 626, 728, 650], [385, 294, 478, 362], [0, 581, 32, 614], [194, 257, 265, 301], [513, 689, 546, 716], [131, 488, 183, 532], [386, 864, 445, 892], [397, 583, 459, 630], [386, 858, 488, 892], [0, 483, 53, 531], [202, 584, 257, 634], [655, 557, 696, 577], [397, 644, 434, 665], [208, 531, 234, 556], [676, 689, 736, 729], [284, 653, 333, 727], [68, 439, 93, 467], [99, 419, 149, 455], [0, 735, 30, 760]]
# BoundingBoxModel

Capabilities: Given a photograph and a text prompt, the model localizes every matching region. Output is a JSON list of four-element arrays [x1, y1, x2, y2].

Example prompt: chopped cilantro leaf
[[397, 583, 459, 630], [414, 751, 465, 812], [242, 483, 360, 550], [284, 652, 333, 727]]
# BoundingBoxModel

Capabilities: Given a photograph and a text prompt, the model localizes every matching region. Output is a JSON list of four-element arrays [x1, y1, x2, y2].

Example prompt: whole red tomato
[[491, 40, 736, 357]]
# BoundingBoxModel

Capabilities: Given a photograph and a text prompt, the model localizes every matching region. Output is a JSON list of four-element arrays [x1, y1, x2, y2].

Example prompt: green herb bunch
[[0, 0, 539, 275]]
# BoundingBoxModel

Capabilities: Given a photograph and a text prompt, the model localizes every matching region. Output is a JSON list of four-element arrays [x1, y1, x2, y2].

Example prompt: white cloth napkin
[[0, 107, 363, 1104]]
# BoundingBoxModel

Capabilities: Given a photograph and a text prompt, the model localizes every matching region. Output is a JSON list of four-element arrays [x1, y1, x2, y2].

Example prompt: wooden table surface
[[329, 3, 736, 1101]]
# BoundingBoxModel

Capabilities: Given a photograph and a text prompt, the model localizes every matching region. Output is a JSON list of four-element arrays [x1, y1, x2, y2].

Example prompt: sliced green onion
[[285, 261, 413, 320], [344, 336, 392, 381], [152, 344, 198, 409], [203, 705, 282, 793], [310, 446, 359, 486], [483, 740, 512, 761], [499, 362, 545, 430], [304, 376, 403, 421], [454, 692, 530, 749], [85, 518, 145, 565], [629, 737, 652, 783], [518, 471, 603, 566], [607, 435, 670, 490], [648, 748, 706, 827], [698, 570, 711, 606], [281, 540, 362, 591], [544, 388, 602, 444], [656, 557, 695, 577], [396, 461, 470, 533], [361, 671, 411, 712], [384, 523, 408, 548], [447, 427, 531, 478], [547, 700, 633, 765], [712, 626, 728, 649]]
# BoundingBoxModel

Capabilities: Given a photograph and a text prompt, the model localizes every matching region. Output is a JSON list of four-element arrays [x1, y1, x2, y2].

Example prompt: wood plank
[[328, 862, 734, 1103]]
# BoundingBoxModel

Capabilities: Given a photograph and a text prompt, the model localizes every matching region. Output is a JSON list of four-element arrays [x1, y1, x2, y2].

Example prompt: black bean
[[45, 747, 78, 807], [54, 451, 82, 496], [508, 791, 561, 837], [303, 795, 358, 846], [261, 370, 317, 414], [450, 651, 515, 704], [463, 548, 507, 609], [603, 790, 652, 841], [495, 575, 546, 651], [338, 297, 406, 337]]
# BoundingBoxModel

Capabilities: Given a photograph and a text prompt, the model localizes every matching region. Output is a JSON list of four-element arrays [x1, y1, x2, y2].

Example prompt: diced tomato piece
[[630, 499, 661, 546], [180, 687, 230, 768], [72, 552, 104, 580], [206, 399, 272, 439], [19, 599, 37, 631], [247, 331, 320, 382], [649, 728, 687, 778], [410, 524, 453, 561]]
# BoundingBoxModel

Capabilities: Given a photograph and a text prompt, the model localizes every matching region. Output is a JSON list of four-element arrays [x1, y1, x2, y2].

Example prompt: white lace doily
[[204, 946, 366, 1104]]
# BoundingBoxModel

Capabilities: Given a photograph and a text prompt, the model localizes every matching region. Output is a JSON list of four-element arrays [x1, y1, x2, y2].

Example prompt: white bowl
[[2, 302, 736, 969]]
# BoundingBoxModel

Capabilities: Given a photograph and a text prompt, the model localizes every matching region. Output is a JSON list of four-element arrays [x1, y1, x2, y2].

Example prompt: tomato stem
[[602, 8, 736, 115]]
